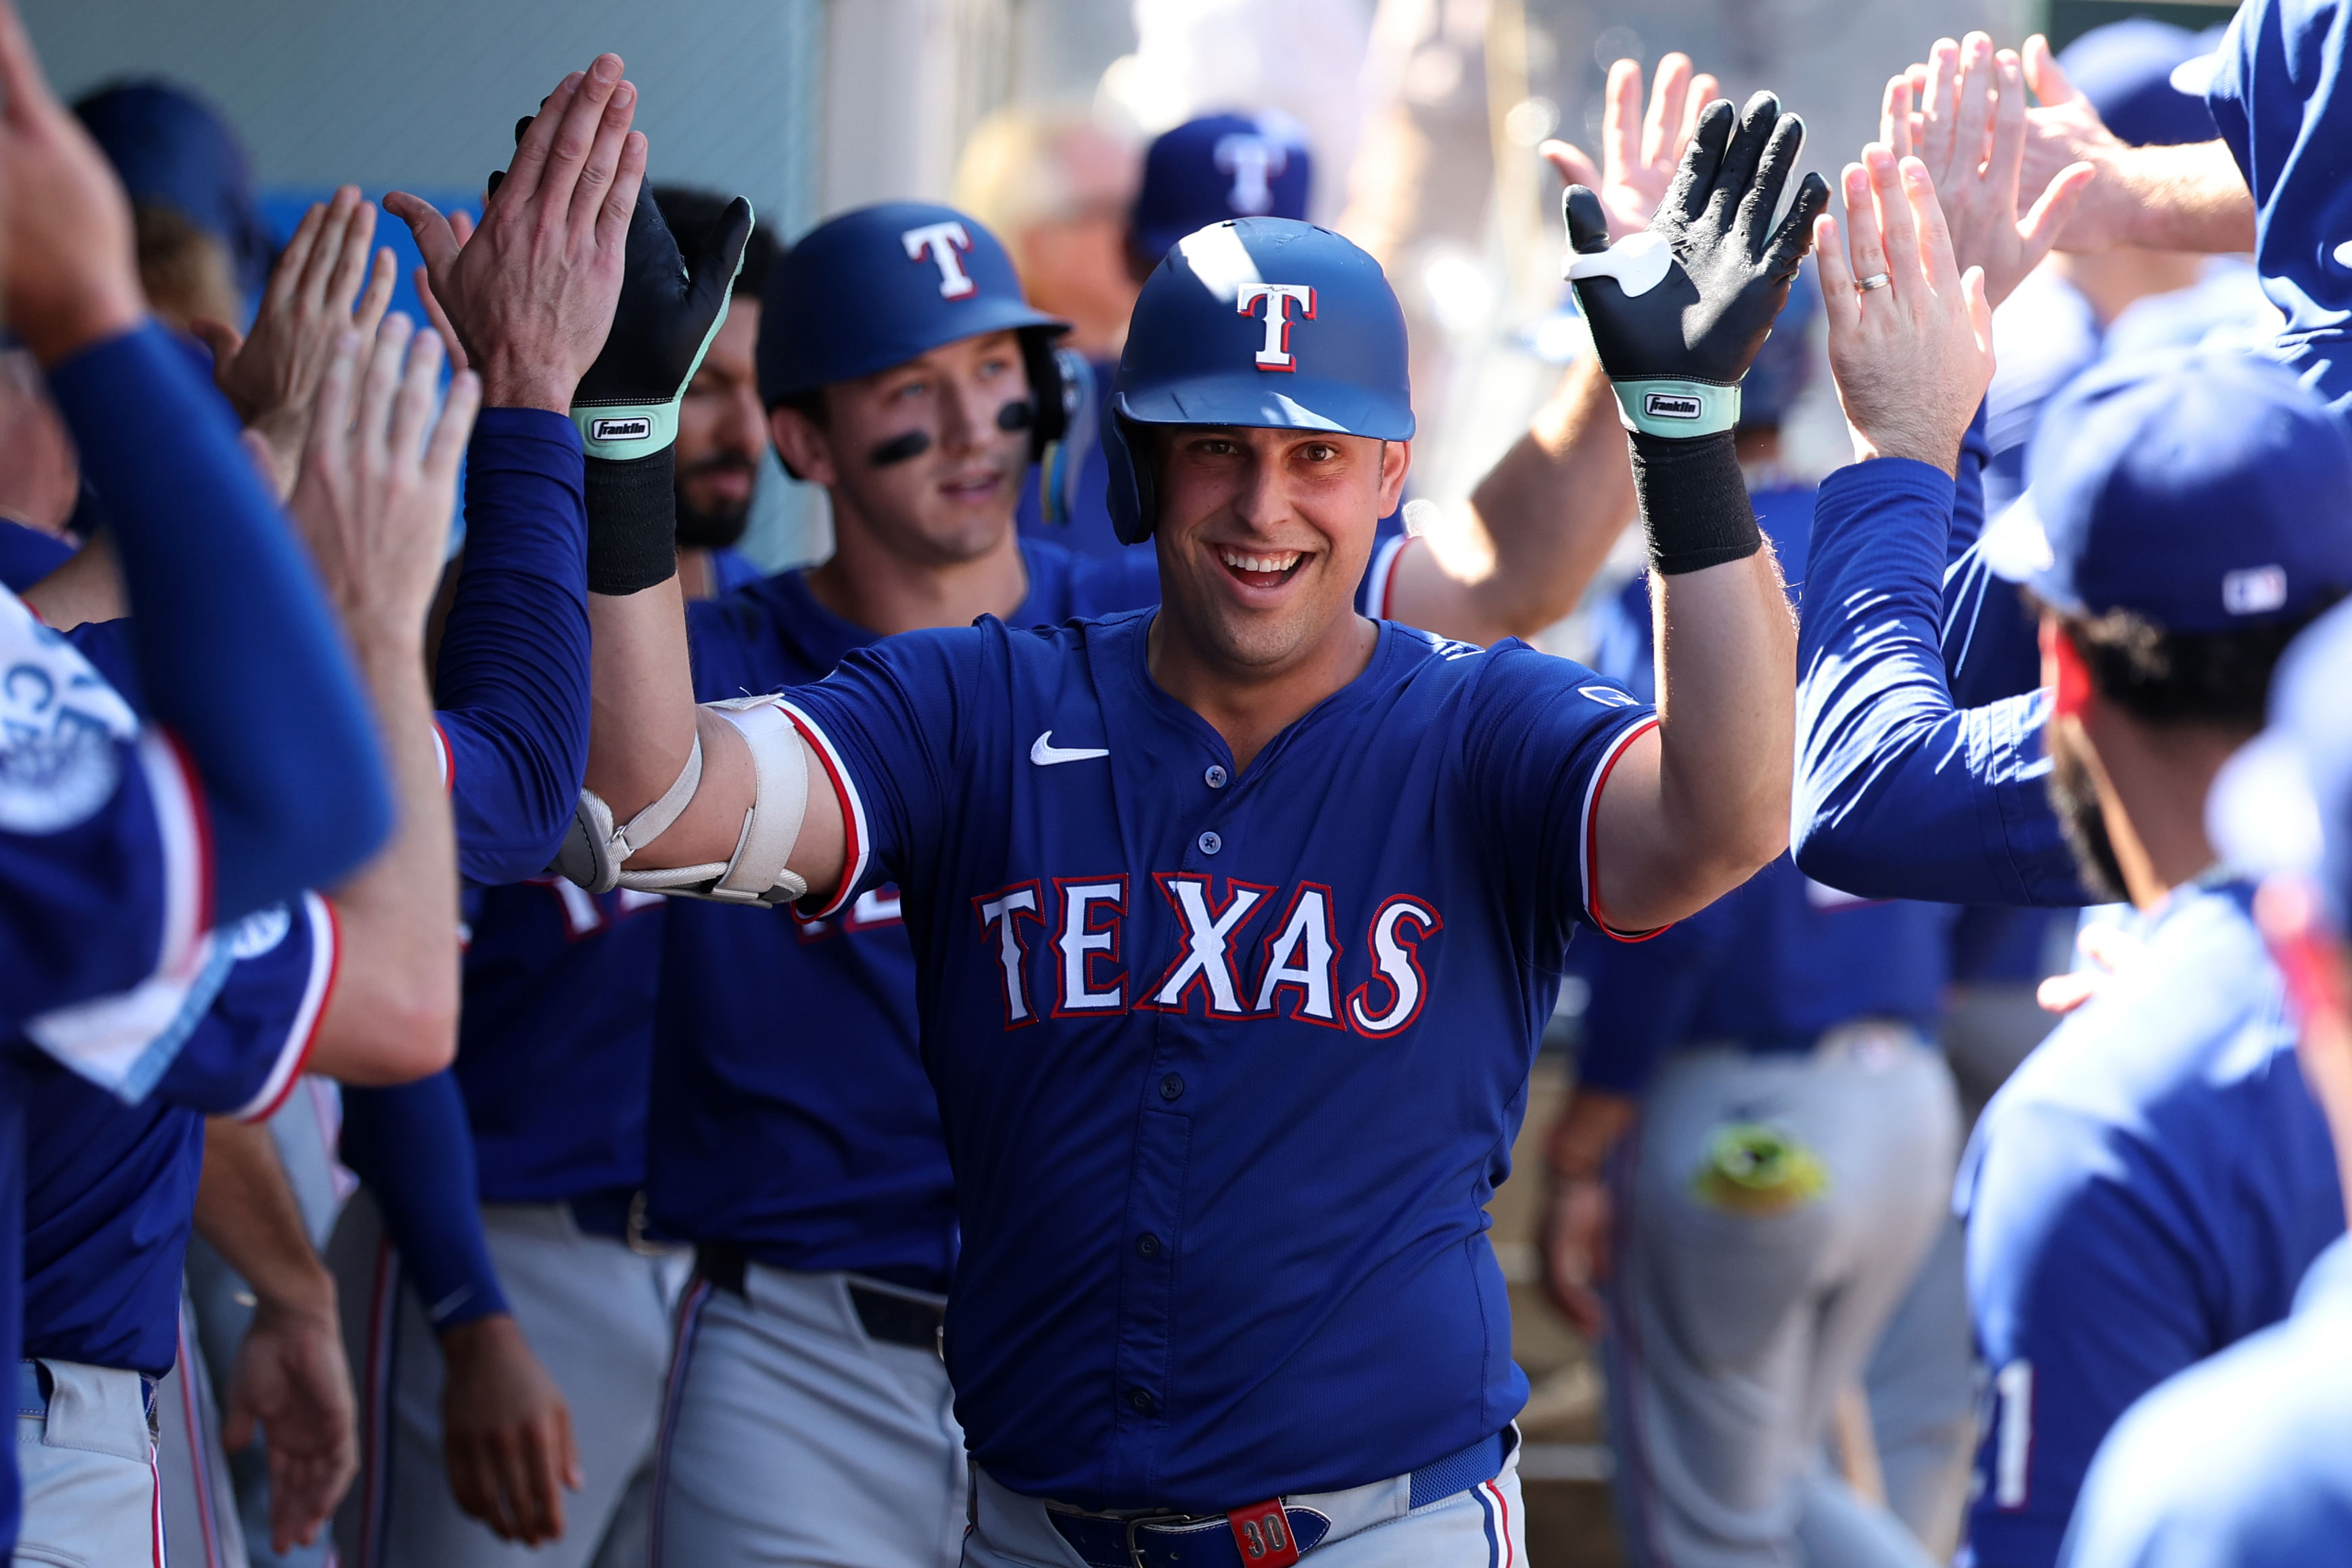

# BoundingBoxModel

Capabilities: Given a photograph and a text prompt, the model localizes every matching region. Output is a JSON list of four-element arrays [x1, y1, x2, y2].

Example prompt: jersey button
[[1128, 1387, 1155, 1413], [1204, 764, 1229, 789], [1198, 830, 1222, 855], [1159, 1074, 1184, 1101], [1137, 1233, 1162, 1258]]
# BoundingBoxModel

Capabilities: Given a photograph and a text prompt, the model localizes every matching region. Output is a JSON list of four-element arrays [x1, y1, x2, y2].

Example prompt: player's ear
[[1376, 437, 1411, 516], [769, 404, 835, 488]]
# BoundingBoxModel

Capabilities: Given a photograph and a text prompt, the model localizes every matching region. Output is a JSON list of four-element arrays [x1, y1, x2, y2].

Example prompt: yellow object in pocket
[[1691, 1122, 1829, 1215]]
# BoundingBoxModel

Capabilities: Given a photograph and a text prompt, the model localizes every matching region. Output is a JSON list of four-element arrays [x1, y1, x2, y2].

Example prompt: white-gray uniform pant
[[15, 1359, 161, 1567], [325, 1192, 689, 1568], [1603, 1028, 1960, 1568], [653, 1263, 964, 1568], [961, 1444, 1527, 1567], [1861, 1217, 1973, 1561], [154, 1286, 249, 1568]]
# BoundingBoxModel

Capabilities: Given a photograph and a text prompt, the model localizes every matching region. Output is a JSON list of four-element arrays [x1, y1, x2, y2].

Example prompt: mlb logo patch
[[1643, 391, 1702, 421], [2222, 565, 2288, 615], [590, 416, 653, 443]]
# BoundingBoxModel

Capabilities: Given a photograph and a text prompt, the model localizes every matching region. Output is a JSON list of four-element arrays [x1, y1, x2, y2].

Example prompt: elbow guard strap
[[551, 733, 703, 893], [556, 696, 810, 906]]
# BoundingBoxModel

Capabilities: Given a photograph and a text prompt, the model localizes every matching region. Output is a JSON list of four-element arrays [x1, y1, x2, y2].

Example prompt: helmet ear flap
[[1016, 329, 1070, 459], [1103, 408, 1158, 546]]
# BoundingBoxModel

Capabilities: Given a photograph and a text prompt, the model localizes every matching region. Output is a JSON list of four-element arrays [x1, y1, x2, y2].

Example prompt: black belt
[[694, 1245, 946, 1354]]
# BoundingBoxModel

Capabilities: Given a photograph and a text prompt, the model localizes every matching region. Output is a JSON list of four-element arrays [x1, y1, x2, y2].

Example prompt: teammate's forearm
[[195, 1118, 337, 1323], [2067, 141, 2254, 255], [316, 626, 458, 1084], [1403, 359, 1635, 642], [1647, 550, 1796, 877], [339, 1072, 513, 1333], [1547, 1089, 1637, 1179]]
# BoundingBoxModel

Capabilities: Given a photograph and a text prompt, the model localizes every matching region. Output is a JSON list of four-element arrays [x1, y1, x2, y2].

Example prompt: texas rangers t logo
[[902, 220, 977, 299], [1238, 284, 1315, 371], [1214, 133, 1286, 215]]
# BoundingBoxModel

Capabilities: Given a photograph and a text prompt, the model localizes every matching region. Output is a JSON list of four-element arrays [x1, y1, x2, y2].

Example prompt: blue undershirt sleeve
[[1792, 457, 2094, 907], [45, 320, 389, 922], [433, 411, 591, 886], [339, 1070, 512, 1332]]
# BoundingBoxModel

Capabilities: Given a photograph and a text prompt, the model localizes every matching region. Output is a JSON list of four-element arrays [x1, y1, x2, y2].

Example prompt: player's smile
[[1214, 544, 1309, 592]]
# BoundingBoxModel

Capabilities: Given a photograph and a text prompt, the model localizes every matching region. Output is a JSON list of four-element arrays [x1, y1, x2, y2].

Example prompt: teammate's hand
[[1540, 1175, 1613, 1339], [0, 0, 144, 364], [285, 314, 479, 640], [222, 1298, 361, 1552], [194, 185, 399, 499], [1816, 147, 1993, 476], [2017, 34, 2138, 254], [1540, 52, 1720, 243], [1566, 92, 1831, 419], [1879, 35, 2093, 309], [385, 55, 646, 413], [439, 1314, 582, 1545], [569, 183, 753, 458], [2036, 920, 2146, 1014]]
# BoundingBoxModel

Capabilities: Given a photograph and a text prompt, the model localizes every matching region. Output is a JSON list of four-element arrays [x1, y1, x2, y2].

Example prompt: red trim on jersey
[[153, 729, 217, 971], [431, 718, 454, 794], [1251, 880, 1346, 1028], [238, 894, 341, 1122], [778, 703, 867, 919], [1580, 717, 1669, 943], [1366, 534, 1411, 620]]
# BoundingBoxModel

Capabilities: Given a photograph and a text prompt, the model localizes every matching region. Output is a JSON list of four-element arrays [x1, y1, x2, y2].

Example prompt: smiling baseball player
[[570, 90, 1828, 1565]]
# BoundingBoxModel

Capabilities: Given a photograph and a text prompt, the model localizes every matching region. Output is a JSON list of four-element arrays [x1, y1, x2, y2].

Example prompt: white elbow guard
[[554, 695, 812, 906]]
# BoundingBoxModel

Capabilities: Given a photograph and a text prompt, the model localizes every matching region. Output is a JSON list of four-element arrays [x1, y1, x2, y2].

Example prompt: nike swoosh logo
[[1030, 730, 1110, 766]]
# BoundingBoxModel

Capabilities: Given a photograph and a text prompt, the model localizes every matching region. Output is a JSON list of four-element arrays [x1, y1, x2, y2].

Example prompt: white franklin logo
[[1029, 731, 1110, 766]]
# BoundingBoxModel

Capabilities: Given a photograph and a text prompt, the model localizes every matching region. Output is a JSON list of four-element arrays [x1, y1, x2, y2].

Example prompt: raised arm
[[1568, 92, 1831, 930], [1389, 55, 1718, 644], [0, 0, 387, 921], [1793, 147, 2091, 908]]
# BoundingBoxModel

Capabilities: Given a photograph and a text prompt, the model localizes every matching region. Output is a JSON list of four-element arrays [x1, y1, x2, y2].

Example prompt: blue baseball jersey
[[2207, 0, 2352, 410], [1793, 457, 2093, 908], [2059, 1235, 2352, 1567], [779, 603, 1656, 1510], [648, 538, 1160, 1289], [1575, 481, 1956, 1094], [22, 894, 335, 1376], [1956, 878, 2341, 1568]]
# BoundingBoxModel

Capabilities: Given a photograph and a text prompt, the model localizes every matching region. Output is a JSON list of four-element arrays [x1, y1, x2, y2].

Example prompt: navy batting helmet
[[1104, 217, 1413, 545], [756, 201, 1072, 459]]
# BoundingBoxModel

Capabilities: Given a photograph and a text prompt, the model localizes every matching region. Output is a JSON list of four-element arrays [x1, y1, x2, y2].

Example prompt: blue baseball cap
[[1130, 114, 1313, 268], [1103, 217, 1413, 545], [74, 81, 273, 304], [757, 201, 1064, 405], [2209, 603, 2352, 928], [1982, 350, 2352, 633], [2058, 19, 2219, 147]]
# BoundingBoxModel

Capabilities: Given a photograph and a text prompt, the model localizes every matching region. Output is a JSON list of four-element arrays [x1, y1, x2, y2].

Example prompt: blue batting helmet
[[757, 200, 1066, 404], [1103, 217, 1413, 545]]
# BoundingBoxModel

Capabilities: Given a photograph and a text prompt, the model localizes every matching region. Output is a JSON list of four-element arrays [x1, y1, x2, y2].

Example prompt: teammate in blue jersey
[[1540, 281, 1967, 1568], [2056, 603, 2352, 1567], [574, 89, 1848, 1563]]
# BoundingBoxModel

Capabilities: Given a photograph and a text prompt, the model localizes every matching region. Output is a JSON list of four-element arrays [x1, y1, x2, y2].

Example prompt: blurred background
[[23, 1, 2236, 1560]]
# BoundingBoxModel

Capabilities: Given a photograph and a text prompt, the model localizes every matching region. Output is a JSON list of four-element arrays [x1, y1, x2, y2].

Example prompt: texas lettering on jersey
[[974, 874, 1437, 1035]]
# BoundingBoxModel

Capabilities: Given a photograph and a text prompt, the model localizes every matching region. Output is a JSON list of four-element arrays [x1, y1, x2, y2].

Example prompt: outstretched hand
[[195, 185, 398, 498], [285, 314, 479, 641], [1566, 92, 1831, 409], [1816, 147, 1994, 475], [439, 1314, 582, 1546], [385, 54, 645, 412], [1880, 33, 2093, 308], [1541, 52, 1720, 243], [222, 1300, 359, 1551]]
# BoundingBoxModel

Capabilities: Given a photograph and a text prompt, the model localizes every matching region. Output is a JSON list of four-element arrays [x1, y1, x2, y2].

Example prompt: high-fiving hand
[[385, 54, 645, 413], [1879, 32, 2094, 308], [195, 185, 399, 498], [1542, 52, 1720, 243], [1814, 147, 1994, 476]]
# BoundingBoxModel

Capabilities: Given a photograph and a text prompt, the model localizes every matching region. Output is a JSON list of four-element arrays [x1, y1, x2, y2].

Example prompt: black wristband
[[1628, 430, 1762, 576], [584, 446, 679, 596]]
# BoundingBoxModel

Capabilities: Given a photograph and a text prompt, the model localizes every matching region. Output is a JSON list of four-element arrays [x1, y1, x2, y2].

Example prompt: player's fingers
[[1666, 97, 1734, 222], [383, 191, 460, 278], [2037, 970, 2100, 1014], [323, 189, 377, 312], [1601, 55, 1641, 184], [540, 56, 624, 215], [1921, 36, 1960, 174], [504, 1423, 559, 1543], [299, 186, 361, 307], [1641, 52, 1693, 171], [1539, 139, 1602, 195], [1902, 156, 1960, 293], [1868, 146, 1923, 296], [354, 311, 412, 465], [1964, 265, 1994, 358], [355, 247, 397, 338], [1762, 170, 1830, 281], [387, 314, 443, 467], [1952, 32, 1996, 181], [1814, 212, 1861, 337], [1988, 49, 2029, 206], [1879, 73, 1912, 160], [2018, 160, 2096, 256], [444, 1436, 508, 1536], [2023, 33, 2076, 105], [0, 0, 62, 123], [267, 201, 327, 314], [411, 264, 471, 373], [1737, 111, 1805, 254], [426, 369, 482, 488], [497, 70, 580, 209], [1680, 74, 1718, 153], [188, 318, 243, 375], [595, 128, 649, 254], [303, 330, 362, 470], [1840, 162, 1892, 302], [571, 76, 637, 239]]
